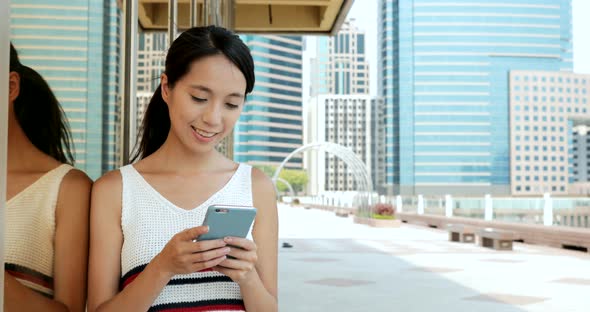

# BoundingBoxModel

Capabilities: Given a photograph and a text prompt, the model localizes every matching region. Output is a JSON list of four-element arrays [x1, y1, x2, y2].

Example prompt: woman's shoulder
[[250, 166, 277, 205], [250, 166, 272, 185], [62, 167, 93, 190], [92, 168, 123, 194]]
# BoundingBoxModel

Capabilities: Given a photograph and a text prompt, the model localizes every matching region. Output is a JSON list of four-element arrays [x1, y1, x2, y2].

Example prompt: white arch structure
[[275, 177, 295, 197], [272, 142, 374, 214]]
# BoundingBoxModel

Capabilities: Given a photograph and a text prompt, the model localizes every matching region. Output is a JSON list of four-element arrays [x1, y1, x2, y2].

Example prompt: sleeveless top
[[119, 163, 253, 312], [4, 164, 74, 297]]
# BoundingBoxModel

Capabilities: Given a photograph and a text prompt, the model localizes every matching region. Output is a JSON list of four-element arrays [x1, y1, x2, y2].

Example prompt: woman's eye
[[191, 96, 207, 102], [226, 103, 239, 109]]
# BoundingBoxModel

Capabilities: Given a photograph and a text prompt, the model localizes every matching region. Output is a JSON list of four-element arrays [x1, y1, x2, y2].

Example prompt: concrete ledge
[[398, 212, 590, 252], [354, 216, 402, 228]]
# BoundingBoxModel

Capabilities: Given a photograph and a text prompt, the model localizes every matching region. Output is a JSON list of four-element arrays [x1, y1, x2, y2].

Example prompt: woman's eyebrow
[[189, 85, 244, 98]]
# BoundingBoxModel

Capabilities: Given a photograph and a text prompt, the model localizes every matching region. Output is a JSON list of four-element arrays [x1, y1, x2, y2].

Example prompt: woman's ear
[[9, 71, 20, 103], [160, 73, 170, 105]]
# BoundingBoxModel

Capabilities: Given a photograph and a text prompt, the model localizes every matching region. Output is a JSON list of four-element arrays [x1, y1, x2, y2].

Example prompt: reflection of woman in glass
[[88, 26, 278, 312], [4, 44, 92, 311]]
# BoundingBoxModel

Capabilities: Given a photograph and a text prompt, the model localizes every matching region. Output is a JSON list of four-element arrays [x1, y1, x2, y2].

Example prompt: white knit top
[[4, 164, 74, 297], [119, 163, 253, 312]]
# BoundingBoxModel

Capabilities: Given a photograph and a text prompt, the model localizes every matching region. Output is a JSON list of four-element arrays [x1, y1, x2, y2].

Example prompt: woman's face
[[161, 54, 247, 154]]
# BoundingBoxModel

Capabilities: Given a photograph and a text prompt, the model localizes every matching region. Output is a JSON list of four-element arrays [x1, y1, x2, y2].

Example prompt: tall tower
[[307, 19, 384, 193], [10, 0, 122, 179], [379, 0, 573, 196], [236, 35, 303, 169], [311, 19, 369, 96]]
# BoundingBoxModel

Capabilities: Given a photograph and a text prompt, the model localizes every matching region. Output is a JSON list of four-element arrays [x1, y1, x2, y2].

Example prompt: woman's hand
[[153, 226, 230, 278], [214, 237, 259, 285]]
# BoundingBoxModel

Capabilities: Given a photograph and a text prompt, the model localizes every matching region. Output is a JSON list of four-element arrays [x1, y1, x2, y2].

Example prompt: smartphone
[[197, 205, 257, 241]]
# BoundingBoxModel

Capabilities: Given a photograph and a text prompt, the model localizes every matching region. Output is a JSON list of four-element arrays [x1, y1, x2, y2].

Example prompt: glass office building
[[10, 0, 121, 179], [379, 0, 573, 195], [236, 35, 303, 169]]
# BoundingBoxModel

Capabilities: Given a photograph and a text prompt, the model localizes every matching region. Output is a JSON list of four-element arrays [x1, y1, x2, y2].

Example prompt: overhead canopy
[[137, 0, 353, 35]]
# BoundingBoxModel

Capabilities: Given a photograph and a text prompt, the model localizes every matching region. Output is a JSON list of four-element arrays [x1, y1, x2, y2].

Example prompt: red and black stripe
[[5, 263, 53, 297], [120, 264, 232, 290], [149, 299, 245, 312]]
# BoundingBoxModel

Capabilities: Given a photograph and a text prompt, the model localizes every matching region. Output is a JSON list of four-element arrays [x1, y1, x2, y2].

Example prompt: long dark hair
[[131, 25, 255, 162], [10, 43, 74, 164]]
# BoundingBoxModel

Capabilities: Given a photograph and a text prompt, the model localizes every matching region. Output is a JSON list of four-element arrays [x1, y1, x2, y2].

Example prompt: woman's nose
[[202, 103, 222, 125]]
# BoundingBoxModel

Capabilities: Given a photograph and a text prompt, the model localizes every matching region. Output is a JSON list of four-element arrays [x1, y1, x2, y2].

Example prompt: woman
[[4, 44, 92, 311], [88, 26, 278, 311]]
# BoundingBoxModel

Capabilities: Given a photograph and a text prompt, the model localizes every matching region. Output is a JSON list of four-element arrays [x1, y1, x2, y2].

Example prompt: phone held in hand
[[197, 205, 257, 241]]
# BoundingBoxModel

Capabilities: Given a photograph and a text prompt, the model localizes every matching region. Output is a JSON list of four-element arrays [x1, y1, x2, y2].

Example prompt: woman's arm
[[87, 170, 167, 312], [4, 273, 67, 312], [4, 169, 92, 312], [87, 170, 229, 312], [215, 168, 278, 311]]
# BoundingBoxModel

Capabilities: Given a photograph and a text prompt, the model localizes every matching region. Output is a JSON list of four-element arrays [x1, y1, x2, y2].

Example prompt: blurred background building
[[379, 0, 574, 196], [9, 0, 122, 179]]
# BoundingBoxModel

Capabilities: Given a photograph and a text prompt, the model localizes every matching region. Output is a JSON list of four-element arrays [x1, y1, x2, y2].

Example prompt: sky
[[304, 0, 590, 98]]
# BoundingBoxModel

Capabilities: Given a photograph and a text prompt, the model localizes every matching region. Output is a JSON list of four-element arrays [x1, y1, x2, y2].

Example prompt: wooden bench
[[478, 228, 515, 250], [335, 208, 351, 217], [447, 224, 476, 243]]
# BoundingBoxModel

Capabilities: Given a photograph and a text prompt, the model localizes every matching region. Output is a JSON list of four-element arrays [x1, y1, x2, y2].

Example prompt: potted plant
[[354, 202, 401, 228], [372, 203, 395, 220]]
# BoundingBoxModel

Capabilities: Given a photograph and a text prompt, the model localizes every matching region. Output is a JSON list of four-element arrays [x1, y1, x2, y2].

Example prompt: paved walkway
[[277, 204, 590, 312]]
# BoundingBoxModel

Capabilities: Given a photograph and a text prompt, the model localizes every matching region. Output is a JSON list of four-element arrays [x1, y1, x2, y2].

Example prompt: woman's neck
[[145, 134, 227, 174]]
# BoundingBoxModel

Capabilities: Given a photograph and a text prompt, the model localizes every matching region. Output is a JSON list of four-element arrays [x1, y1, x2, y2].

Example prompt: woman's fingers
[[179, 226, 209, 241], [188, 246, 231, 263], [216, 257, 251, 270], [225, 247, 257, 263], [191, 255, 227, 272], [223, 237, 257, 251], [186, 238, 227, 253]]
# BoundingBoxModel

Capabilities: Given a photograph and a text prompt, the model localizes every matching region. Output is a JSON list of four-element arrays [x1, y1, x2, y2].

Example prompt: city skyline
[[331, 0, 590, 99], [379, 0, 575, 196]]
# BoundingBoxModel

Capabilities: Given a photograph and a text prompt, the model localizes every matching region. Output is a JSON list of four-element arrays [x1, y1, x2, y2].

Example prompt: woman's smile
[[191, 125, 219, 142]]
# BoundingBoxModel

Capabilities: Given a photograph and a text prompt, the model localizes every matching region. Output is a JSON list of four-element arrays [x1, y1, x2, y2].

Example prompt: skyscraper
[[380, 0, 573, 196], [236, 35, 303, 169], [10, 0, 121, 179], [306, 95, 385, 194], [306, 19, 384, 193], [311, 19, 369, 96]]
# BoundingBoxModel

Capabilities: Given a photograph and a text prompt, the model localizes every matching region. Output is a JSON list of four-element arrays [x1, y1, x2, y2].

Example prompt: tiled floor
[[278, 204, 590, 312]]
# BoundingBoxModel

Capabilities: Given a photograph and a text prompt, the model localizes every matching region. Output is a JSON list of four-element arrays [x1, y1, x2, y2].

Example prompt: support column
[[417, 195, 424, 215], [168, 0, 177, 46], [484, 194, 493, 221], [202, 0, 235, 29], [1, 0, 11, 306], [396, 195, 403, 213], [190, 0, 198, 27], [543, 193, 553, 226], [445, 194, 453, 217], [121, 0, 138, 165]]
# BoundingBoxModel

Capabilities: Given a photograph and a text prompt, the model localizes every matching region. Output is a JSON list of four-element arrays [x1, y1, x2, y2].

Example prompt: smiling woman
[[88, 25, 278, 312], [4, 43, 92, 312]]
